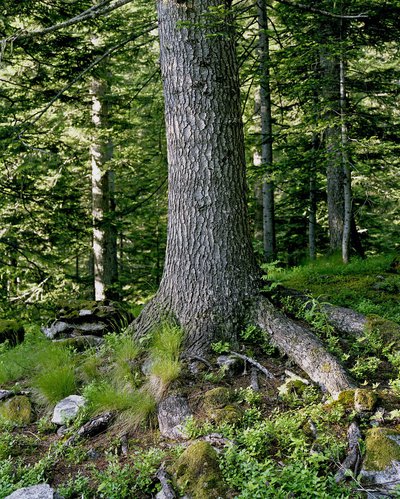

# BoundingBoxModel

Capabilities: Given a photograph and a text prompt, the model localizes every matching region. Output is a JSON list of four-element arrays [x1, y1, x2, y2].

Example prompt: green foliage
[[58, 473, 92, 499], [94, 448, 164, 498]]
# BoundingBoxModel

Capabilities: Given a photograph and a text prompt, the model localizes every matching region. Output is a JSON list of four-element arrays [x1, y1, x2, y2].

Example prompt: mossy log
[[253, 297, 355, 397]]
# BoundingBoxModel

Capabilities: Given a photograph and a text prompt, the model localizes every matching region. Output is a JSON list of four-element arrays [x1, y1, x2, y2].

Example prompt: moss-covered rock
[[209, 404, 243, 425], [361, 427, 400, 488], [278, 378, 308, 399], [377, 389, 400, 411], [173, 441, 226, 499], [0, 320, 25, 346], [0, 395, 32, 424], [202, 387, 234, 411], [336, 389, 355, 408], [354, 389, 377, 412]]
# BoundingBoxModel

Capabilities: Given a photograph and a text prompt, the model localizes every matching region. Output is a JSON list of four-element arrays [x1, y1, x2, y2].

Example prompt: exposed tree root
[[229, 351, 275, 380], [253, 297, 355, 397], [267, 285, 367, 336], [335, 422, 362, 483]]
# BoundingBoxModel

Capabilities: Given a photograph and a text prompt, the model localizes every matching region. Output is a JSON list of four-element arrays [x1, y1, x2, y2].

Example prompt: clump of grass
[[84, 381, 156, 433], [148, 322, 183, 387], [32, 344, 77, 405]]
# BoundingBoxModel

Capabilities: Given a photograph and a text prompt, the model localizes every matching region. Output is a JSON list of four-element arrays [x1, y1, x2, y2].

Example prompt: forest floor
[[0, 254, 399, 498]]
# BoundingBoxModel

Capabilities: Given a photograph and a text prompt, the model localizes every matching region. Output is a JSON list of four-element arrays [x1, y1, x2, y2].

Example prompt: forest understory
[[0, 255, 399, 498]]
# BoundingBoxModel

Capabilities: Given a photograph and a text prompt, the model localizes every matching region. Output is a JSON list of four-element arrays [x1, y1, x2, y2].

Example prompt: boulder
[[0, 320, 25, 346], [158, 395, 191, 440], [354, 388, 377, 413], [5, 484, 58, 499], [202, 387, 234, 411], [52, 395, 86, 425], [0, 395, 32, 424], [173, 441, 226, 499], [360, 427, 400, 489]]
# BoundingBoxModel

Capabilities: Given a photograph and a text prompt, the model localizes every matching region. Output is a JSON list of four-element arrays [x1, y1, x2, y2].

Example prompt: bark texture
[[135, 0, 260, 354], [253, 297, 355, 396]]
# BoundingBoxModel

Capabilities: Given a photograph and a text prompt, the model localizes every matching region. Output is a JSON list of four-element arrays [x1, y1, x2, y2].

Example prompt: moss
[[327, 389, 355, 411], [209, 405, 243, 424], [365, 315, 400, 348], [202, 387, 234, 411], [173, 441, 226, 499], [364, 428, 400, 471], [377, 389, 400, 411], [354, 389, 377, 412], [0, 320, 25, 346], [278, 379, 307, 397], [321, 362, 332, 373], [0, 396, 32, 424]]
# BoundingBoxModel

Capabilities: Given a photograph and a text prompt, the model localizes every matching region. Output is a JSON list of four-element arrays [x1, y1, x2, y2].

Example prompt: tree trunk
[[320, 44, 344, 254], [134, 0, 260, 355], [308, 134, 318, 261], [257, 0, 276, 262], [340, 58, 351, 264], [90, 70, 118, 301]]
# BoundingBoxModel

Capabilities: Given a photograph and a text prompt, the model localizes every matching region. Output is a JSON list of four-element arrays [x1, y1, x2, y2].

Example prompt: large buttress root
[[253, 297, 355, 397]]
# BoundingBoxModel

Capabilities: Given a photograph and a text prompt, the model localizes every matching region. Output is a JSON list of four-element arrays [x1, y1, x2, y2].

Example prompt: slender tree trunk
[[90, 67, 118, 301], [257, 0, 276, 262], [308, 134, 318, 261], [340, 58, 351, 264], [320, 43, 344, 254], [135, 0, 260, 354]]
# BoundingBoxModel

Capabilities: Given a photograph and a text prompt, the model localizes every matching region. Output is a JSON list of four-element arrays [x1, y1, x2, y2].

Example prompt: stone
[[0, 395, 32, 424], [202, 387, 233, 411], [173, 441, 226, 499], [216, 355, 243, 375], [278, 378, 308, 398], [52, 395, 86, 425], [0, 320, 25, 346], [360, 427, 400, 489], [354, 388, 377, 413], [208, 405, 243, 424], [158, 395, 191, 440], [5, 484, 57, 499], [0, 389, 14, 401], [42, 321, 70, 340]]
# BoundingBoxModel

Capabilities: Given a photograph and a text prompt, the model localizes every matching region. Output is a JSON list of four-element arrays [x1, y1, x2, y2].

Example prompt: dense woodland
[[0, 0, 400, 497]]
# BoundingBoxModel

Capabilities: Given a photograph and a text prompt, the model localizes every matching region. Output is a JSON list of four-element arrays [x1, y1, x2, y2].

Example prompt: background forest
[[0, 0, 398, 321]]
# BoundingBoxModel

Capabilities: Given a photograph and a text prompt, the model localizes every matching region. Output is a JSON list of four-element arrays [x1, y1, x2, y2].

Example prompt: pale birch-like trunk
[[91, 74, 118, 301]]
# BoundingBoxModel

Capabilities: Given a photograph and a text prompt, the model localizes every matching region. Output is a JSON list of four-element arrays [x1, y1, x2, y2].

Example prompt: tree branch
[[2, 0, 136, 45], [276, 0, 369, 19]]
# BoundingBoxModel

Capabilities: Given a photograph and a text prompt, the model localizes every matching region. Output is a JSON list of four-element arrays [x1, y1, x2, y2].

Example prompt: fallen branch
[[229, 351, 275, 379], [64, 412, 115, 446]]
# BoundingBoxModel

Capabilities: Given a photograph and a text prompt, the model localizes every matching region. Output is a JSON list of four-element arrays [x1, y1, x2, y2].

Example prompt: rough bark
[[257, 0, 276, 262], [134, 0, 260, 354], [253, 297, 355, 396]]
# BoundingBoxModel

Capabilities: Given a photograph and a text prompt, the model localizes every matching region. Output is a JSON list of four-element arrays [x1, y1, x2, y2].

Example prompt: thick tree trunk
[[257, 0, 276, 262], [340, 58, 351, 264], [134, 0, 260, 354], [308, 134, 318, 260]]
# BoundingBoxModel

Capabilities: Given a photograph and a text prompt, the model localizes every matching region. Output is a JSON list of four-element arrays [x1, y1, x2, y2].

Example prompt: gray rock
[[5, 484, 57, 499], [158, 395, 191, 440], [42, 321, 70, 339], [52, 395, 86, 425], [216, 355, 243, 375], [0, 389, 14, 401]]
